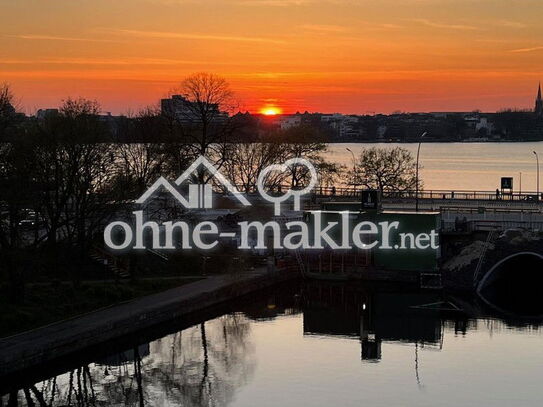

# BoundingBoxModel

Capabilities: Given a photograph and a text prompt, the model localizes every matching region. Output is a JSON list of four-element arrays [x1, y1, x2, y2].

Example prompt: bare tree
[[114, 143, 167, 197], [0, 83, 20, 139], [31, 98, 115, 284], [352, 146, 421, 192], [280, 124, 337, 188], [224, 143, 287, 193], [0, 136, 37, 303], [166, 72, 237, 182], [114, 106, 194, 188]]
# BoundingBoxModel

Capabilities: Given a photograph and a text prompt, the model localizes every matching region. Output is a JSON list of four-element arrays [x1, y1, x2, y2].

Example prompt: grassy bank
[[0, 278, 201, 338]]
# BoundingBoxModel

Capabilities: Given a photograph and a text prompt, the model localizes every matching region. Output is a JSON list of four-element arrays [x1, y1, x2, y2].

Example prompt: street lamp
[[534, 151, 540, 200], [346, 147, 357, 194], [346, 148, 356, 169], [415, 132, 427, 212]]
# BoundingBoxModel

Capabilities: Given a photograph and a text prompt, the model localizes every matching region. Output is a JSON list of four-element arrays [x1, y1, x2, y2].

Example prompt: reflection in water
[[302, 284, 446, 363], [2, 281, 543, 406], [2, 314, 256, 406]]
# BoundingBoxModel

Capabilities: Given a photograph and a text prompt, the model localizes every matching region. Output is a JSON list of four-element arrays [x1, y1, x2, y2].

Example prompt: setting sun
[[260, 107, 282, 116]]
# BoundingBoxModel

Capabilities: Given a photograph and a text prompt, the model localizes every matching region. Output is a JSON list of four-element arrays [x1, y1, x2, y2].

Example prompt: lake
[[327, 142, 543, 192], [3, 281, 542, 406]]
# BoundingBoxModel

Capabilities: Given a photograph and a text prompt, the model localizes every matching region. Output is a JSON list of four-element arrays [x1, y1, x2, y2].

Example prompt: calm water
[[3, 282, 543, 406], [327, 142, 543, 192]]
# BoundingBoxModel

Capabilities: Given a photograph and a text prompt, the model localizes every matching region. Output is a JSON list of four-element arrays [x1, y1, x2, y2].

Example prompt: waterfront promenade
[[0, 267, 296, 389]]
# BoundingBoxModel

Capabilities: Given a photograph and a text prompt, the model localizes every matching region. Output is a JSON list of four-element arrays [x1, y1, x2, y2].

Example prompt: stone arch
[[477, 251, 543, 317]]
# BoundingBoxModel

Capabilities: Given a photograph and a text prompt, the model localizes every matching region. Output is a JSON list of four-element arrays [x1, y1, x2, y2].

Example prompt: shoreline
[[0, 268, 297, 385]]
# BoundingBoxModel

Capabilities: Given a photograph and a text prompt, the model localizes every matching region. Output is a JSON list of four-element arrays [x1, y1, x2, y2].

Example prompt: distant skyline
[[2, 0, 543, 114]]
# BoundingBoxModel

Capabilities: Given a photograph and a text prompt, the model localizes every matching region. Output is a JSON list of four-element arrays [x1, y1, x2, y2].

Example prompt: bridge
[[309, 186, 542, 204], [304, 187, 543, 232], [476, 252, 543, 317], [221, 185, 543, 231], [238, 184, 542, 204]]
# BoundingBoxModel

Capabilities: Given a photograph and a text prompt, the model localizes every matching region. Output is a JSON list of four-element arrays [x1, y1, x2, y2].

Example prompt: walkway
[[0, 268, 296, 380]]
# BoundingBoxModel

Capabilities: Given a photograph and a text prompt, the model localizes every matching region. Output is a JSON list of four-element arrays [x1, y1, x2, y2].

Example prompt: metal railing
[[440, 206, 542, 214], [312, 187, 542, 202], [442, 219, 543, 233], [228, 183, 543, 205]]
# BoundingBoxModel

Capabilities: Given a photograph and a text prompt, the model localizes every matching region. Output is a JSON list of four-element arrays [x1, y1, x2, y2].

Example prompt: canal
[[2, 281, 542, 406]]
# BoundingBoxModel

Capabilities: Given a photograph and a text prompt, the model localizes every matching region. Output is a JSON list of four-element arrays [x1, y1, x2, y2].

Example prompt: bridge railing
[[232, 184, 542, 202], [312, 187, 542, 202], [440, 206, 542, 214], [442, 219, 543, 233]]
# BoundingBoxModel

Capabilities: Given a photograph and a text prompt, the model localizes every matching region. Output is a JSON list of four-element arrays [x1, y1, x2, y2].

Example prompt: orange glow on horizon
[[260, 106, 282, 116], [2, 1, 543, 114]]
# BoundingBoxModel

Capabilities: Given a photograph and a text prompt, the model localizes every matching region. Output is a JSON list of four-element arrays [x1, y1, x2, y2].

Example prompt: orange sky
[[1, 0, 543, 114]]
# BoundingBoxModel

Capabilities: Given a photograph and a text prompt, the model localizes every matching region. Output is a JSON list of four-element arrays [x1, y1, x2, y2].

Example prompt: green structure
[[302, 201, 441, 277]]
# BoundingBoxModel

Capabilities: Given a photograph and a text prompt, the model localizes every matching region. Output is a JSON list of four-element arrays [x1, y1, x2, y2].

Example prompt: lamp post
[[534, 151, 540, 201], [415, 132, 427, 212], [346, 148, 356, 170], [346, 147, 357, 194]]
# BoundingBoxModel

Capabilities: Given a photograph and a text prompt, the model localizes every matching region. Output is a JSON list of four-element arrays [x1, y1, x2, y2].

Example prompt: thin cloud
[[0, 59, 30, 64], [6, 34, 121, 43], [111, 29, 286, 44], [0, 57, 242, 66], [146, 0, 313, 4], [475, 39, 521, 44], [359, 21, 403, 30], [379, 23, 403, 29], [148, 0, 391, 6], [412, 18, 480, 31], [509, 46, 543, 53], [226, 0, 314, 5], [495, 20, 528, 29], [302, 24, 348, 33]]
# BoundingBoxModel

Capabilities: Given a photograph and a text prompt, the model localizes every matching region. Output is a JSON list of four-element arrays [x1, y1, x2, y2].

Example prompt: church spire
[[535, 82, 543, 116]]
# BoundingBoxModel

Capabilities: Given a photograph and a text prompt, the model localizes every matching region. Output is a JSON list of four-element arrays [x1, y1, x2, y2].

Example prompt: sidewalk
[[0, 268, 296, 378]]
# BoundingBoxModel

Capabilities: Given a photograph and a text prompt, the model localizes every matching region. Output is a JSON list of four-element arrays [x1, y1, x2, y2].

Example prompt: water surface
[[327, 142, 543, 192], [3, 282, 542, 406]]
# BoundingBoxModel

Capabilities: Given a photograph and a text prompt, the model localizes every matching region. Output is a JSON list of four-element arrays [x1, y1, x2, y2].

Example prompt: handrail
[[440, 206, 541, 214], [233, 184, 542, 199]]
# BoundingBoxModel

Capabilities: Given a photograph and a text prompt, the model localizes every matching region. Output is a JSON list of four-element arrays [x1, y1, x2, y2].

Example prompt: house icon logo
[[135, 156, 251, 208]]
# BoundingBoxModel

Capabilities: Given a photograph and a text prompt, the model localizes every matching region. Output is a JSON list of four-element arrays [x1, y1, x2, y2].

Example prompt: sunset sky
[[2, 0, 543, 114]]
